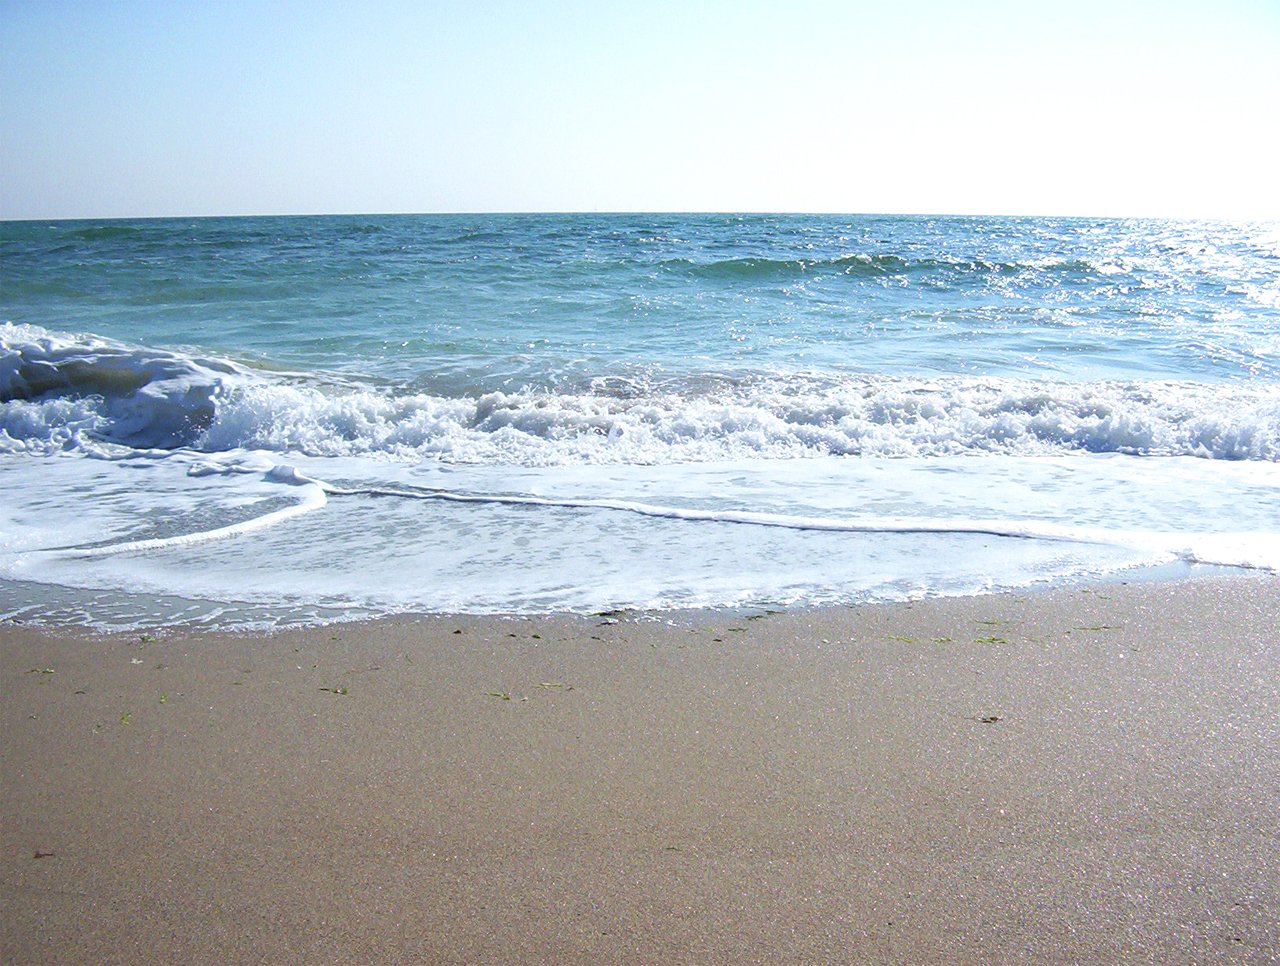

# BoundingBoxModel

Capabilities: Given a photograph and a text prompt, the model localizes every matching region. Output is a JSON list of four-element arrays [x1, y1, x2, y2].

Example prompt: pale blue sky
[[2, 0, 1278, 219]]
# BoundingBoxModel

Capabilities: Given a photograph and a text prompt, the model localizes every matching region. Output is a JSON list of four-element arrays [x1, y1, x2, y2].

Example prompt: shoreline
[[0, 557, 1258, 637], [4, 572, 1278, 962]]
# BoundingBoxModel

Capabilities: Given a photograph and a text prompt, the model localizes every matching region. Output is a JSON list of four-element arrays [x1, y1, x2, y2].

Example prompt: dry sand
[[3, 574, 1278, 964]]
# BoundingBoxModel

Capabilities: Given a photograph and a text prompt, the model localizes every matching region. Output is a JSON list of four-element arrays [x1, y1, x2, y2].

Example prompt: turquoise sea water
[[2, 214, 1278, 627]]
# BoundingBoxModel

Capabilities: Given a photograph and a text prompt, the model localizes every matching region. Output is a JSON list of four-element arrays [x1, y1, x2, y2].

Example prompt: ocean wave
[[1, 322, 246, 449], [3, 323, 1277, 463], [200, 378, 1280, 463], [662, 253, 1127, 282]]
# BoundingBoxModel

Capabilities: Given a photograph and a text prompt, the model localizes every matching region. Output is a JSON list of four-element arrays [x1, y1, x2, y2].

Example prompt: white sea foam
[[7, 323, 1276, 464], [18, 450, 1277, 575], [203, 374, 1280, 463], [49, 475, 328, 558], [3, 438, 1276, 629], [1, 322, 247, 452]]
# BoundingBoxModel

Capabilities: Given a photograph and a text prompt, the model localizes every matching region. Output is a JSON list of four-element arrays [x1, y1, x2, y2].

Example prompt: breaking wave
[[3, 323, 1277, 463]]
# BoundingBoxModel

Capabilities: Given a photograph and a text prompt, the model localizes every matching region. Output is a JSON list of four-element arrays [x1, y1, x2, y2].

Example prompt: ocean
[[2, 213, 1277, 629]]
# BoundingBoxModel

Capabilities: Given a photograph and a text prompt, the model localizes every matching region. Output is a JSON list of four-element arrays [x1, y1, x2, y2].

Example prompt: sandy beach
[[3, 573, 1278, 963]]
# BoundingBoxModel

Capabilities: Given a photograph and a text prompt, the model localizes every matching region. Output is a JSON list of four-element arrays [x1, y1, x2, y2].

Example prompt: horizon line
[[4, 208, 1275, 225]]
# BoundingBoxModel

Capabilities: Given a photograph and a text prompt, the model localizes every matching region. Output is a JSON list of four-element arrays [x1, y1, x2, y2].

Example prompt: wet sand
[[3, 574, 1278, 963]]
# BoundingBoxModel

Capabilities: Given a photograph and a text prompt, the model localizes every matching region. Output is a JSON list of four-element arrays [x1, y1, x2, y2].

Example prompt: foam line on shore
[[317, 478, 1188, 556], [34, 465, 1277, 574], [46, 477, 328, 558], [314, 479, 1277, 572]]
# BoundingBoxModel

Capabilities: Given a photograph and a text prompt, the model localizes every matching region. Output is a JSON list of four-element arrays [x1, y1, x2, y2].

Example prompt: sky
[[2, 0, 1278, 220]]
